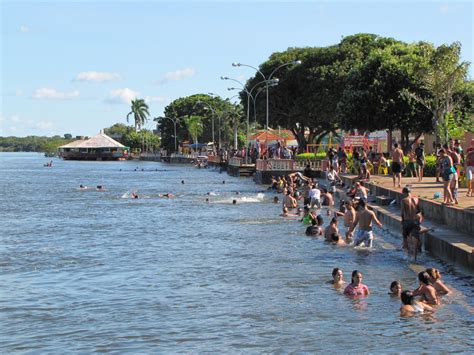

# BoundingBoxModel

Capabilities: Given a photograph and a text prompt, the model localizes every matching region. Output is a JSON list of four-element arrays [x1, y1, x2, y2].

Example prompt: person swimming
[[400, 290, 433, 316], [331, 268, 345, 288], [389, 281, 402, 297], [412, 271, 440, 305], [344, 270, 370, 297], [79, 184, 88, 190], [96, 185, 105, 191], [425, 268, 451, 295]]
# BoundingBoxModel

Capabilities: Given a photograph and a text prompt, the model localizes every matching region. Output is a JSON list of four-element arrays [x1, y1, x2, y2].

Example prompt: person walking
[[415, 142, 425, 182], [391, 143, 404, 188]]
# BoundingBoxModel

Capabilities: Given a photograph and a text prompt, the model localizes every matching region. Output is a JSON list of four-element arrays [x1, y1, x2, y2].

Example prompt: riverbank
[[338, 174, 474, 270]]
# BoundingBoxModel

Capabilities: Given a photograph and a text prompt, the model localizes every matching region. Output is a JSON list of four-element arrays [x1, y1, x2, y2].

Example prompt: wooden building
[[58, 133, 129, 161]]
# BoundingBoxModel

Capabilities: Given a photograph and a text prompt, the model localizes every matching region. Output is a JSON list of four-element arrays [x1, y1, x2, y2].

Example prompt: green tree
[[126, 98, 150, 132], [185, 115, 204, 145], [160, 94, 242, 151], [404, 42, 470, 144]]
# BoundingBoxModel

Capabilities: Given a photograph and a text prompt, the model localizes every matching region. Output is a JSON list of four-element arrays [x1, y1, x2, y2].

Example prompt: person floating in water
[[79, 184, 88, 190], [131, 192, 139, 199], [96, 185, 105, 191], [159, 193, 174, 198]]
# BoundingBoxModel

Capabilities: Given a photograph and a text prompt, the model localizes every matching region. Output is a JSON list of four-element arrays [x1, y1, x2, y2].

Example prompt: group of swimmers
[[274, 172, 382, 248], [329, 267, 451, 315], [79, 184, 105, 191]]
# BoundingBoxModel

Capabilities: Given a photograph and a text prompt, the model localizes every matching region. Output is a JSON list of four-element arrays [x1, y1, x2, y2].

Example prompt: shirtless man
[[400, 186, 423, 250], [391, 143, 404, 188], [283, 190, 298, 209], [324, 217, 340, 242], [348, 199, 383, 248], [321, 189, 334, 207]]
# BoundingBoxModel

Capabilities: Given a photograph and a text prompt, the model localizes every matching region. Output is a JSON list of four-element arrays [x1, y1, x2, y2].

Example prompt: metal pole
[[173, 120, 177, 152]]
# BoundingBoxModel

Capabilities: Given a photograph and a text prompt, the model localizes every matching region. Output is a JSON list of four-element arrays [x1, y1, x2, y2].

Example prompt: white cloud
[[33, 88, 80, 100], [145, 96, 168, 104], [20, 25, 30, 33], [105, 88, 139, 105], [0, 114, 55, 136], [440, 4, 450, 14], [74, 71, 121, 82], [156, 67, 197, 85]]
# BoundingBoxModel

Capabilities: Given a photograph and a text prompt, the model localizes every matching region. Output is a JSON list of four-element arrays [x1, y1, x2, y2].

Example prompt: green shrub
[[296, 152, 327, 160]]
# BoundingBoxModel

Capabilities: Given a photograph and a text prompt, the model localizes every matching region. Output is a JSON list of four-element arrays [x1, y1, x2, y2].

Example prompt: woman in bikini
[[400, 290, 434, 316]]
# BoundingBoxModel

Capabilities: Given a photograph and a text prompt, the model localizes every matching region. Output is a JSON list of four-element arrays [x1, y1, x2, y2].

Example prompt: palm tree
[[126, 99, 150, 132]]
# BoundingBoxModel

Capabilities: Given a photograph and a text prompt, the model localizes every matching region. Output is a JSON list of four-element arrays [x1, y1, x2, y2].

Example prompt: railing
[[208, 155, 221, 163], [256, 159, 295, 171], [229, 157, 243, 167], [295, 159, 329, 171], [170, 153, 201, 159]]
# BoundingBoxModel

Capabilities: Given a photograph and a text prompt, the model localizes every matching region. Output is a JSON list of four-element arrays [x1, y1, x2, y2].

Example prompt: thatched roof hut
[[59, 133, 129, 160]]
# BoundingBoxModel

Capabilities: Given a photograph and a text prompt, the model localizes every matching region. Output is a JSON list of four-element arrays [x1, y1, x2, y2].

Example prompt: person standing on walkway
[[391, 143, 404, 188], [415, 142, 425, 182], [465, 139, 474, 197], [439, 149, 455, 205], [400, 186, 423, 250]]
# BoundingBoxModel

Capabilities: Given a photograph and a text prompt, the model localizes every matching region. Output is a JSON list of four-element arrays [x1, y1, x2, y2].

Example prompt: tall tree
[[126, 98, 150, 132], [185, 115, 204, 145], [404, 42, 470, 144]]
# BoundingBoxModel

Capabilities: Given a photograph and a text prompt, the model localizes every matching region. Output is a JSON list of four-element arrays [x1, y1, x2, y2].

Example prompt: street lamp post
[[232, 60, 301, 150], [164, 117, 178, 152], [197, 100, 221, 150]]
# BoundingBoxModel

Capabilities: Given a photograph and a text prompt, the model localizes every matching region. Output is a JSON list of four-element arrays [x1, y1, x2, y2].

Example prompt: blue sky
[[1, 0, 472, 137]]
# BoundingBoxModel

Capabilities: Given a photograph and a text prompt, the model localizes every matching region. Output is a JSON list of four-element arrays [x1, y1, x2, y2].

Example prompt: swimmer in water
[[324, 217, 339, 242], [331, 268, 345, 288], [412, 271, 440, 306], [330, 233, 346, 246], [400, 290, 433, 316], [344, 270, 370, 297], [159, 193, 174, 198], [79, 184, 88, 190], [131, 192, 139, 199], [389, 281, 402, 297], [273, 196, 280, 204], [181, 180, 185, 184], [232, 199, 237, 204], [96, 185, 105, 191], [425, 268, 451, 295]]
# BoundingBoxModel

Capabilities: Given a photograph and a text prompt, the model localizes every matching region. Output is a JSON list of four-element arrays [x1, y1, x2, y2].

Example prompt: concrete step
[[375, 195, 393, 206]]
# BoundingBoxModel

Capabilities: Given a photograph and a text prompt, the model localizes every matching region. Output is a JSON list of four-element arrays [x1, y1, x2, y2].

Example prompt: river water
[[1, 153, 473, 353]]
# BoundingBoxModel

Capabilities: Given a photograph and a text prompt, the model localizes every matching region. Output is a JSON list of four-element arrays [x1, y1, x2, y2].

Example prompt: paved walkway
[[348, 175, 474, 210]]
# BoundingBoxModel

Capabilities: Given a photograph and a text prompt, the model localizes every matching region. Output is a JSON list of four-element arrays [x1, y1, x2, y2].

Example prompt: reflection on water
[[0, 153, 473, 352]]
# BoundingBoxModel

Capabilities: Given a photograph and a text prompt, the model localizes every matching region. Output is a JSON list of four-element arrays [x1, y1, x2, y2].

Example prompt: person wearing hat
[[415, 142, 425, 182], [400, 186, 423, 250]]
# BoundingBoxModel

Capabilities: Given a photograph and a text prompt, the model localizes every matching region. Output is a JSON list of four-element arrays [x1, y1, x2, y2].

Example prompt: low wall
[[334, 186, 474, 270], [340, 175, 474, 237]]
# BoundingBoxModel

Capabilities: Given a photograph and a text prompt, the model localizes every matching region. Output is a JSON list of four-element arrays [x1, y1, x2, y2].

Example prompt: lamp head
[[220, 76, 227, 80], [232, 62, 241, 67], [294, 60, 302, 65]]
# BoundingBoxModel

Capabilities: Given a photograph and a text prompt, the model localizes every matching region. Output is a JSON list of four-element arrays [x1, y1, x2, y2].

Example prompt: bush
[[296, 152, 327, 161]]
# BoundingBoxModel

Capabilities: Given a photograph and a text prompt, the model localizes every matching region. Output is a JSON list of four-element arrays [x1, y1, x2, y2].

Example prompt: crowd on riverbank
[[270, 167, 453, 316]]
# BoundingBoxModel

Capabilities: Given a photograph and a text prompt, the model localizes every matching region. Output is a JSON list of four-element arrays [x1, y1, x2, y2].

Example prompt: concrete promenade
[[339, 174, 474, 270]]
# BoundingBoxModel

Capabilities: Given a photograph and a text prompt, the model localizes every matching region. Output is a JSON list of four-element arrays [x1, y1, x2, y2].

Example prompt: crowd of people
[[269, 159, 454, 316], [330, 267, 451, 315]]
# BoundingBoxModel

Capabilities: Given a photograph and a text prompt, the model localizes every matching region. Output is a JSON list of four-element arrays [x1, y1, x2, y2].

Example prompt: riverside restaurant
[[58, 133, 129, 161]]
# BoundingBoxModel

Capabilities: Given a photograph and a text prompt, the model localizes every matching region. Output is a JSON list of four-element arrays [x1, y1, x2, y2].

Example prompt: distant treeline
[[0, 136, 73, 153]]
